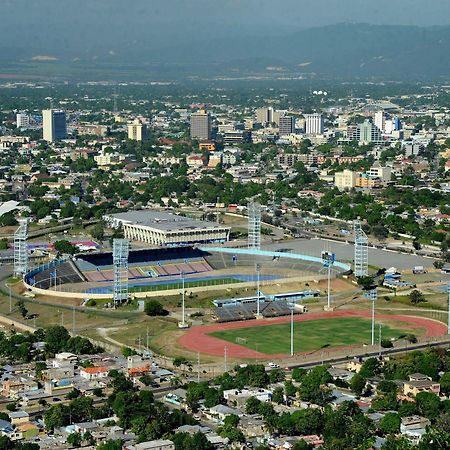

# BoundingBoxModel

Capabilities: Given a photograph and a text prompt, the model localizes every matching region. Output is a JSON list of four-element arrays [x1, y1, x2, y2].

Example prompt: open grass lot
[[209, 317, 422, 355]]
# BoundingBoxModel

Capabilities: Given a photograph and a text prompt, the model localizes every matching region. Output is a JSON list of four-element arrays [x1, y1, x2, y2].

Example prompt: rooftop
[[106, 210, 229, 232]]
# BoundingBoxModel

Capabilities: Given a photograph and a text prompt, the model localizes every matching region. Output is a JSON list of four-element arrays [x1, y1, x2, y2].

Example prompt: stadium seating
[[32, 261, 85, 290], [213, 299, 298, 323]]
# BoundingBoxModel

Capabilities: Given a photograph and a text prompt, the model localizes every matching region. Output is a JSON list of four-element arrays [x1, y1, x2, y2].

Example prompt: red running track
[[178, 310, 447, 359]]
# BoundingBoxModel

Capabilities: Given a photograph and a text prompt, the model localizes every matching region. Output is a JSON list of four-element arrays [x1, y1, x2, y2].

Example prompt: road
[[263, 238, 438, 270]]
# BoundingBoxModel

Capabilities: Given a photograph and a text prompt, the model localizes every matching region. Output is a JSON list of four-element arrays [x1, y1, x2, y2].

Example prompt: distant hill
[[1, 23, 450, 80]]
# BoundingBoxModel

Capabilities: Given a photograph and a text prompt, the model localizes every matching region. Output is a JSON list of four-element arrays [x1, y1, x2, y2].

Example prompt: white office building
[[305, 113, 324, 135], [42, 109, 67, 142], [16, 113, 30, 129]]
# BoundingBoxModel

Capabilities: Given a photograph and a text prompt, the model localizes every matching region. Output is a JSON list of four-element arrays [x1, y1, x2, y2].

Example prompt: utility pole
[[290, 304, 294, 357], [197, 352, 200, 383], [224, 346, 227, 373], [72, 305, 75, 334], [327, 263, 331, 309], [146, 326, 149, 351], [379, 323, 383, 357], [371, 288, 377, 346], [447, 283, 450, 335], [181, 272, 186, 327], [256, 263, 261, 319], [8, 284, 12, 313]]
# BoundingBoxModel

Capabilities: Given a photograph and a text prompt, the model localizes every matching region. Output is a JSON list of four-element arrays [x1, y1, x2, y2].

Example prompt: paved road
[[263, 238, 437, 270]]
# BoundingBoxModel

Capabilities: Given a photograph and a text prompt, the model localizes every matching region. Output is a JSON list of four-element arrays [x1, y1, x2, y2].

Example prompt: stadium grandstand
[[213, 299, 305, 323], [103, 210, 230, 246]]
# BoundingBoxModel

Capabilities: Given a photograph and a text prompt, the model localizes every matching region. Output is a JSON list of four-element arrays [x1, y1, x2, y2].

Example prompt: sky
[[4, 0, 450, 30], [2, 0, 450, 64]]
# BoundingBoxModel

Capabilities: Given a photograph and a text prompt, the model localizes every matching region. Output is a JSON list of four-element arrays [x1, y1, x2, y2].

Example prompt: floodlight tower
[[248, 202, 261, 250], [354, 220, 368, 277], [255, 263, 262, 319], [112, 239, 129, 306], [364, 287, 378, 346], [14, 218, 29, 278], [447, 283, 450, 335]]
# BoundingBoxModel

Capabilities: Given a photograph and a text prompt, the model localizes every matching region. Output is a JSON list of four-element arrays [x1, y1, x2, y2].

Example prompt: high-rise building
[[190, 110, 212, 140], [305, 113, 324, 135], [127, 119, 148, 141], [42, 109, 67, 142], [16, 113, 30, 129], [374, 111, 385, 132], [358, 120, 383, 145], [279, 115, 295, 135], [255, 107, 282, 126], [334, 169, 358, 190]]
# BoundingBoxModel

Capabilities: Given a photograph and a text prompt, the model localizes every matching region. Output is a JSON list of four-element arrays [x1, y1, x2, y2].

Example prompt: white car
[[267, 362, 280, 369]]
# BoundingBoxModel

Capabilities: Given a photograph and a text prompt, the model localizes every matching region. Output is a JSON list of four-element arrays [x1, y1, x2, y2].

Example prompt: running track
[[178, 310, 447, 359]]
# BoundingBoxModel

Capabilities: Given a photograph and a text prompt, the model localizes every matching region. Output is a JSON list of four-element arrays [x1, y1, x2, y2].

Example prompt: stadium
[[23, 245, 351, 311]]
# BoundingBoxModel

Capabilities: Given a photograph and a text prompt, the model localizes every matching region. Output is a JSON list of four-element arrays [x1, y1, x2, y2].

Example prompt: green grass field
[[210, 317, 420, 355], [128, 277, 241, 293]]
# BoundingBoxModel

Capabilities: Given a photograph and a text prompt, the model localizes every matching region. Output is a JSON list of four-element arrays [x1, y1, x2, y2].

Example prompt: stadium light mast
[[112, 238, 129, 307], [255, 263, 262, 319], [248, 202, 261, 250], [179, 271, 188, 328], [447, 283, 450, 335], [367, 287, 377, 346], [354, 220, 369, 277], [322, 251, 335, 310], [14, 218, 29, 278], [290, 303, 294, 357]]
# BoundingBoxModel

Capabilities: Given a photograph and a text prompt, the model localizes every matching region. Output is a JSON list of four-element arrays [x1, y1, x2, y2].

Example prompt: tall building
[[190, 110, 212, 141], [374, 111, 385, 132], [334, 169, 358, 190], [305, 113, 324, 135], [256, 107, 281, 126], [358, 120, 383, 145], [16, 113, 30, 129], [279, 115, 295, 135], [42, 109, 67, 142], [127, 119, 148, 141]]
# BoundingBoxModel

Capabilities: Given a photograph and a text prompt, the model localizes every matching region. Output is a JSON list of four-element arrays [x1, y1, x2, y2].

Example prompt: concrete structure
[[128, 119, 148, 141], [256, 107, 281, 126], [42, 109, 67, 142], [124, 440, 175, 450], [374, 111, 385, 133], [248, 202, 261, 250], [112, 238, 129, 305], [305, 113, 324, 135], [279, 115, 295, 135], [104, 210, 230, 246], [190, 110, 211, 140], [334, 169, 358, 190], [403, 380, 440, 397], [14, 218, 28, 278], [16, 113, 30, 129], [357, 120, 383, 145], [366, 165, 392, 182], [354, 220, 369, 277]]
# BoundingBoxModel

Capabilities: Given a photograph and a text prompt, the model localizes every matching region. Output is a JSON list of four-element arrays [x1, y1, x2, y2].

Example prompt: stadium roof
[[106, 210, 229, 232]]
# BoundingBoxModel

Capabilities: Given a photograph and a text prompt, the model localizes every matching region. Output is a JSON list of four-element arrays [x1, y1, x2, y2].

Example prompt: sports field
[[127, 277, 241, 293], [209, 317, 419, 355]]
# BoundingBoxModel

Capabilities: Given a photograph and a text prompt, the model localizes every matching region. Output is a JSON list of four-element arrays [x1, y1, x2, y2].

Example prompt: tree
[[350, 373, 366, 396], [0, 238, 8, 250], [245, 396, 262, 414], [144, 300, 167, 316], [45, 326, 71, 354], [16, 299, 28, 319], [357, 276, 375, 289], [54, 240, 78, 255], [90, 223, 105, 241], [272, 387, 284, 404], [416, 392, 441, 420], [440, 372, 450, 396], [380, 412, 401, 435], [409, 289, 426, 305], [67, 432, 82, 448], [359, 357, 381, 378]]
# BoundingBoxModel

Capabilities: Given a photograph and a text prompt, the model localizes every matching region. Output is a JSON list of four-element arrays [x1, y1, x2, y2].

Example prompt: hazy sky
[[4, 0, 450, 29]]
